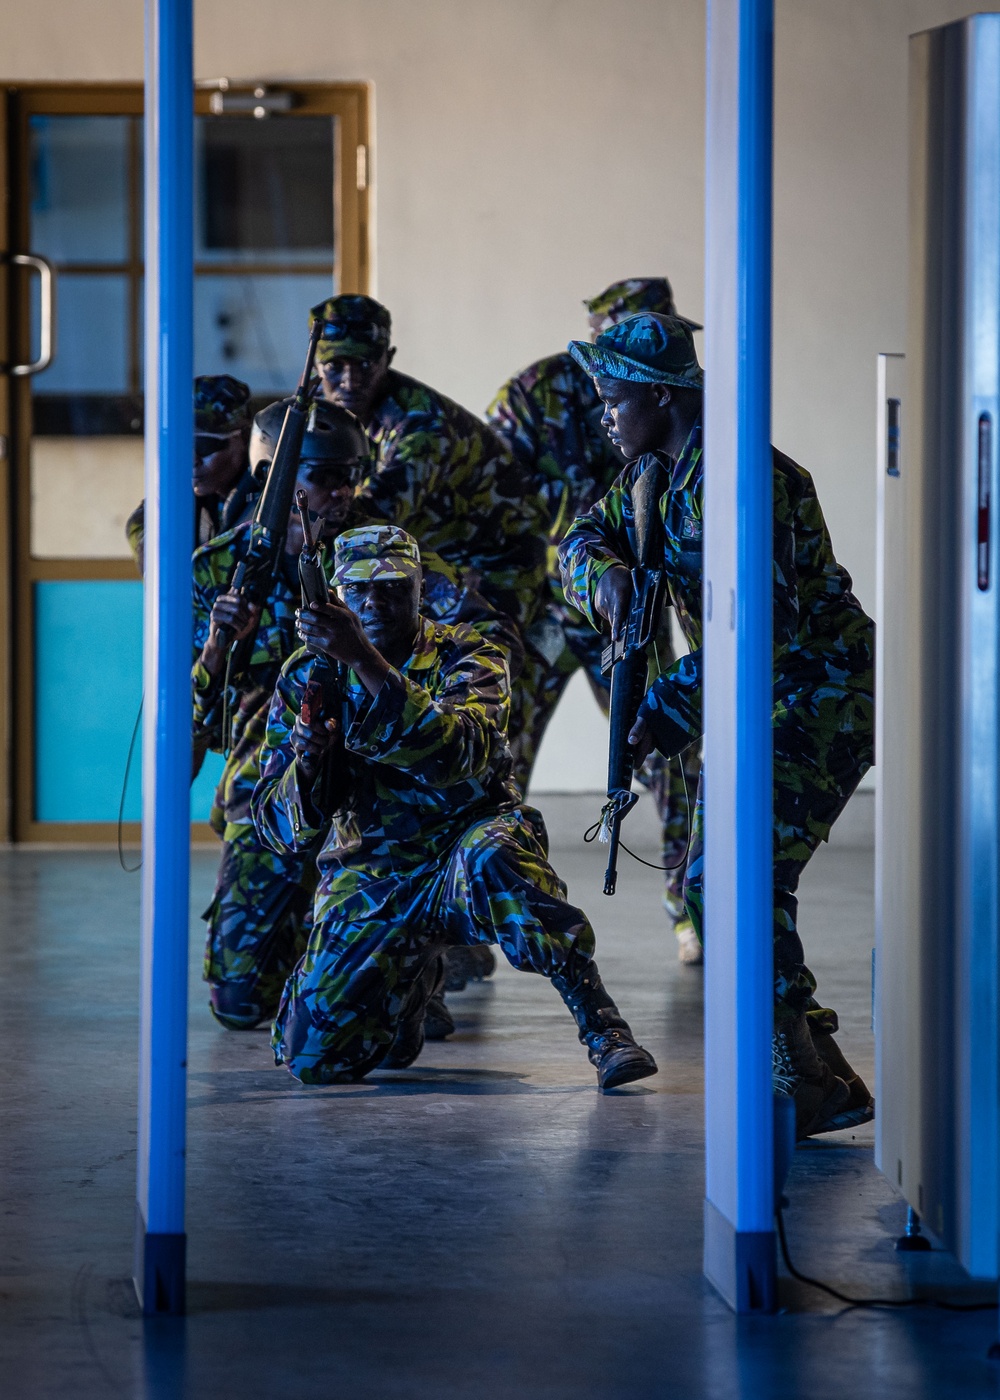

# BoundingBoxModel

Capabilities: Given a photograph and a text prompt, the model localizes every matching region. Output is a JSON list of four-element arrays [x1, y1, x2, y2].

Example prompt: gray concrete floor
[[1, 808, 998, 1399]]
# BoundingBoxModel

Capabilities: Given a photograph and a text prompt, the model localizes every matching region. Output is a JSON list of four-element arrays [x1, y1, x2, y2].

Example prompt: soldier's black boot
[[773, 1011, 851, 1139], [424, 991, 456, 1041], [209, 978, 268, 1031], [551, 952, 658, 1090], [807, 1008, 875, 1133], [443, 944, 498, 992], [383, 953, 446, 1069]]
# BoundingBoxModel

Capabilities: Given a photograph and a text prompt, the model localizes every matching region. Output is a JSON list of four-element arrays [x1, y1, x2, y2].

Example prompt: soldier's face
[[193, 430, 246, 497], [285, 460, 357, 553], [337, 574, 421, 658], [317, 349, 394, 421], [595, 377, 672, 460]]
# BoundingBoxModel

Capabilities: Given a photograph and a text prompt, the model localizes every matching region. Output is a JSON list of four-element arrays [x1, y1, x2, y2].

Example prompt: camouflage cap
[[309, 295, 392, 364], [569, 312, 704, 389], [333, 524, 422, 585], [193, 375, 252, 433], [584, 278, 677, 335]]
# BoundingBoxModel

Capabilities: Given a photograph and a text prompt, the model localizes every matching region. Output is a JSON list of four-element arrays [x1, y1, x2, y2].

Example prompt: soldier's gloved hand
[[291, 709, 337, 781], [296, 597, 373, 669], [201, 590, 262, 676], [594, 566, 632, 640]]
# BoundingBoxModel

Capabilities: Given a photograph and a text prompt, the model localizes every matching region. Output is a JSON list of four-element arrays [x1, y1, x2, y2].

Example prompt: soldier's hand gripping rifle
[[597, 458, 668, 896], [212, 319, 323, 680], [295, 487, 347, 816]]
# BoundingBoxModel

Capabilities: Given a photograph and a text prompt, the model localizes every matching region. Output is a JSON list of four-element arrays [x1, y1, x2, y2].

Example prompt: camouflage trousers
[[203, 822, 315, 1029], [508, 601, 698, 914], [681, 672, 875, 1020], [272, 807, 597, 1084]]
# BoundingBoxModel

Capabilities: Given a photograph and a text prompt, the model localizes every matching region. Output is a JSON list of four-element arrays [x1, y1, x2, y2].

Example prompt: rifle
[[214, 319, 323, 673], [597, 458, 668, 895], [295, 487, 348, 816]]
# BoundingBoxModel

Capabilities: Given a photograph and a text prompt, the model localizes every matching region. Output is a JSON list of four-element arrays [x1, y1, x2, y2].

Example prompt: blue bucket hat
[[569, 312, 704, 389]]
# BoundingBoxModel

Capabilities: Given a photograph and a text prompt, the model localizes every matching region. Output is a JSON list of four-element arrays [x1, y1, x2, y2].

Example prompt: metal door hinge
[[356, 145, 368, 191]]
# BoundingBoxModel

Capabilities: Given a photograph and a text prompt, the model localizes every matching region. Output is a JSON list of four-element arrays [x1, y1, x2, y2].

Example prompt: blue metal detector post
[[133, 0, 194, 1316], [702, 0, 777, 1312]]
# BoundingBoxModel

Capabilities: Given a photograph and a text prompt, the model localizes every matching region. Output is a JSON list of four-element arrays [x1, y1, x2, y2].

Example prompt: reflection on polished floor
[[1, 797, 997, 1399]]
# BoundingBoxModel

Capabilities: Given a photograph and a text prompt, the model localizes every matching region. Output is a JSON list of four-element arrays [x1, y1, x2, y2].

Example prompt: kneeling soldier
[[251, 525, 657, 1089], [197, 404, 517, 1032]]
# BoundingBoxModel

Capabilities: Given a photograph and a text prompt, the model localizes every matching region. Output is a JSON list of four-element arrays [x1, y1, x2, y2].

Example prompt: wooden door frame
[[2, 80, 371, 844]]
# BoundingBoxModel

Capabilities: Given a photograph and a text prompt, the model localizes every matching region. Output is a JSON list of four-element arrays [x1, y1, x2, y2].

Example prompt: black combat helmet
[[249, 398, 369, 483]]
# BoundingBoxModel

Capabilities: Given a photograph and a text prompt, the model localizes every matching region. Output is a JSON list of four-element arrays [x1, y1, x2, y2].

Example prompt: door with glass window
[[3, 82, 369, 841]]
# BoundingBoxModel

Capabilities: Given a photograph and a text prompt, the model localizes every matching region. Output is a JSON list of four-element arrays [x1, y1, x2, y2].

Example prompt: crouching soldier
[[197, 402, 516, 1033], [193, 400, 369, 1030], [559, 313, 875, 1138], [251, 524, 658, 1089], [127, 373, 256, 573]]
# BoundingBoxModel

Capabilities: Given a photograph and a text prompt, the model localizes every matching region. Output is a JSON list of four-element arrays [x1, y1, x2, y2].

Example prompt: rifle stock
[[598, 458, 667, 895]]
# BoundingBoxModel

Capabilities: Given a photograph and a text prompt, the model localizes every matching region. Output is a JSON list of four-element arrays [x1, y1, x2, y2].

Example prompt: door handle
[[3, 252, 56, 376]]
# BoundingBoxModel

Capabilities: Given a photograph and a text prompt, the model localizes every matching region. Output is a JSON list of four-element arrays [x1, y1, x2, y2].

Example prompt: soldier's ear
[[386, 347, 397, 368]]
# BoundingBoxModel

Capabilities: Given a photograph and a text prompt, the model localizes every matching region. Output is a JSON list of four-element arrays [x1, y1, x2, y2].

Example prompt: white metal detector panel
[[875, 16, 1000, 1279]]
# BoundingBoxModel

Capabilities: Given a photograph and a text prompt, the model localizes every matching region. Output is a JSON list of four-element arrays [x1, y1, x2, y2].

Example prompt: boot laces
[[589, 1026, 634, 1058], [772, 1028, 800, 1096]]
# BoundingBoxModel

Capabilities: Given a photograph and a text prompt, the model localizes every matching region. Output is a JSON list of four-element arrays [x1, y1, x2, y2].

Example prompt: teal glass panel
[[34, 580, 224, 824], [195, 116, 334, 266], [32, 274, 129, 393], [35, 580, 143, 821], [194, 272, 333, 394], [29, 115, 129, 264]]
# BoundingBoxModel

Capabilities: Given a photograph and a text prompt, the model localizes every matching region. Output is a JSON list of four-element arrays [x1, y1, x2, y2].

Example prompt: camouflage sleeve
[[420, 549, 524, 679], [637, 459, 801, 758], [485, 376, 544, 471], [771, 461, 800, 652], [636, 652, 703, 758], [191, 549, 226, 740], [354, 410, 447, 525], [557, 470, 638, 630], [251, 653, 328, 855], [346, 635, 509, 787]]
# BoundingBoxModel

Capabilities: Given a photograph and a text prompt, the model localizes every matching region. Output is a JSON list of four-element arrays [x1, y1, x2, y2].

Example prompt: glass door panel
[[10, 84, 367, 840]]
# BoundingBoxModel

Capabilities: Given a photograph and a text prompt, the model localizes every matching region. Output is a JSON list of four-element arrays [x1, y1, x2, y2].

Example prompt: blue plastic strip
[[703, 0, 776, 1310], [134, 0, 193, 1316]]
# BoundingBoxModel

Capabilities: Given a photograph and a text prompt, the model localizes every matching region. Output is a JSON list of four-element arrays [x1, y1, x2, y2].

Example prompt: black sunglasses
[[194, 432, 236, 458]]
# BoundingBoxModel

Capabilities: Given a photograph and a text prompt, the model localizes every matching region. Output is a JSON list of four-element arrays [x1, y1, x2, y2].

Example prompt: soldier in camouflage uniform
[[126, 374, 256, 573], [559, 312, 876, 1138], [486, 279, 702, 963], [251, 524, 658, 1090], [309, 295, 547, 638], [195, 400, 512, 1032]]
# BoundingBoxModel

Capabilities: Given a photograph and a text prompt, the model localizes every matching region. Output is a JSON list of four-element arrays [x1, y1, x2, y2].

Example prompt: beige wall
[[0, 0, 983, 789]]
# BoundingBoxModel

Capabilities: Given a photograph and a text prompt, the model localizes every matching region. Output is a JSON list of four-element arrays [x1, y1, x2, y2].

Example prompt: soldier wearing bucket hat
[[486, 280, 703, 965], [125, 374, 256, 574], [251, 521, 658, 1091], [308, 295, 548, 646], [559, 311, 876, 1140]]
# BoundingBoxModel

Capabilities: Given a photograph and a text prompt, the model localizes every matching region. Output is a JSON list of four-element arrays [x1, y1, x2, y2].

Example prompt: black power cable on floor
[[775, 1206, 997, 1313], [117, 696, 143, 873]]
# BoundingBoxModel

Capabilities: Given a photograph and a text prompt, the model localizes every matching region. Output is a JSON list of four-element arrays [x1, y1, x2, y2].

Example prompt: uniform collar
[[400, 614, 438, 675], [664, 418, 702, 493]]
